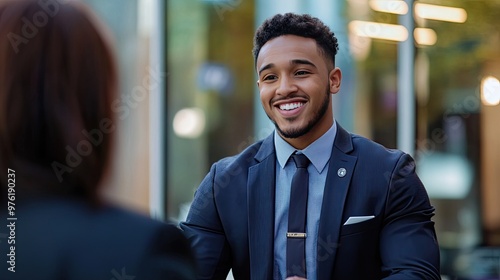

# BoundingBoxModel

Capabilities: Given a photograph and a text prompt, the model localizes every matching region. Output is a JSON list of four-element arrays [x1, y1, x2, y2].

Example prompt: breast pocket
[[340, 215, 380, 236]]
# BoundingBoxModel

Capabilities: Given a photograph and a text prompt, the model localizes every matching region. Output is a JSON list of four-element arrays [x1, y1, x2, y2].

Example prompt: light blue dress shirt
[[273, 121, 337, 280]]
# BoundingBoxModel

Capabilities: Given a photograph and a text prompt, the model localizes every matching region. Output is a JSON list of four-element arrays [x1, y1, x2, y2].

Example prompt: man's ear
[[329, 67, 342, 94]]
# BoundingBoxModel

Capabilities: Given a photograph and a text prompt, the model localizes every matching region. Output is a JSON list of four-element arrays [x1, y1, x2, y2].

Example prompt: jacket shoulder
[[213, 138, 267, 171], [3, 199, 195, 280]]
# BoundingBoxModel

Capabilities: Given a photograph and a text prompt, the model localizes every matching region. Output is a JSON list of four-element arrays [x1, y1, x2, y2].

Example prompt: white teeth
[[280, 102, 303, 111]]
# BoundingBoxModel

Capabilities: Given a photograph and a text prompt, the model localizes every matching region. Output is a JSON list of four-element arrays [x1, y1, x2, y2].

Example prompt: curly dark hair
[[253, 13, 339, 67]]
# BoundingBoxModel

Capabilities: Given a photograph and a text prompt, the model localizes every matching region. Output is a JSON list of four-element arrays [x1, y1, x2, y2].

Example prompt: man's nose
[[276, 76, 298, 96]]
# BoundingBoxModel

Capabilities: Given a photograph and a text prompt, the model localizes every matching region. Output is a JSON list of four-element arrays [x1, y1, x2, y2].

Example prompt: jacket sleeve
[[380, 153, 441, 279], [180, 163, 232, 280]]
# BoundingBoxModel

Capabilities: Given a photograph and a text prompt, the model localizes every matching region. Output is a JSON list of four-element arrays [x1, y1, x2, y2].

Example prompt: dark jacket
[[0, 198, 196, 280], [181, 123, 440, 280]]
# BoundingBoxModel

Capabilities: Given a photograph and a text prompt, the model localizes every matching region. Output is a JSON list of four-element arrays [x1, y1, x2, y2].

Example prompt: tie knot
[[291, 153, 310, 168]]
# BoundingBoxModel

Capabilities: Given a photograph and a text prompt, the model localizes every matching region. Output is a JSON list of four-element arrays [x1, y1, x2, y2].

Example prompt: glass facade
[[345, 1, 500, 278], [166, 0, 256, 221], [84, 0, 153, 212]]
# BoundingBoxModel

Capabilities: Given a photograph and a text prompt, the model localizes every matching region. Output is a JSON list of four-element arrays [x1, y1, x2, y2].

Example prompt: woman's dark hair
[[0, 0, 117, 205], [253, 13, 339, 67]]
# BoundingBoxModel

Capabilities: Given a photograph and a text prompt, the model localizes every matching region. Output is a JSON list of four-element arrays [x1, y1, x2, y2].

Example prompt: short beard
[[272, 89, 330, 139]]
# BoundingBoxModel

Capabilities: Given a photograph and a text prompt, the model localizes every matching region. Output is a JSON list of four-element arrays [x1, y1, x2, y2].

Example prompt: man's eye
[[295, 71, 309, 76], [263, 75, 277, 81]]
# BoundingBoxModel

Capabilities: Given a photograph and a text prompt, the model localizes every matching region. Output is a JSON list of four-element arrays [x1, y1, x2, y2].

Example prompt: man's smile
[[278, 102, 304, 111], [273, 99, 307, 117]]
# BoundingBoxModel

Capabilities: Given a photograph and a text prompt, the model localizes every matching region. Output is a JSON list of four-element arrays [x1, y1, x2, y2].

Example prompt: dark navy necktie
[[286, 153, 310, 278]]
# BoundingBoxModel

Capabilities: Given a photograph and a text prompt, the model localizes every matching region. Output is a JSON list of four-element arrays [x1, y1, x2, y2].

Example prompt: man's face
[[256, 35, 341, 149]]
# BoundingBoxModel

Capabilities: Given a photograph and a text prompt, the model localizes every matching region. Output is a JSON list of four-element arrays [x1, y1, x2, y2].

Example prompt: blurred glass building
[[85, 0, 500, 278]]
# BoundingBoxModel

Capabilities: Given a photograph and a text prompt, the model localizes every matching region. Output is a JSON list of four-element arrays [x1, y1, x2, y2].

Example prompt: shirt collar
[[274, 120, 337, 174]]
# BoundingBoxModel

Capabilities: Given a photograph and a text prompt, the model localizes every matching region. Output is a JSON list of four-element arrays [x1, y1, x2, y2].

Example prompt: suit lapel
[[247, 135, 275, 280], [317, 124, 357, 279]]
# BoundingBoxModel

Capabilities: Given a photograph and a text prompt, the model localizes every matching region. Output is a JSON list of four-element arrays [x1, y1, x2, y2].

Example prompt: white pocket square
[[343, 215, 375, 225]]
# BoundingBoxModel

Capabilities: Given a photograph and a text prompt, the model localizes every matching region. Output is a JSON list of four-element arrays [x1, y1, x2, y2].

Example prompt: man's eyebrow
[[258, 59, 317, 75], [291, 59, 317, 68], [258, 63, 274, 75]]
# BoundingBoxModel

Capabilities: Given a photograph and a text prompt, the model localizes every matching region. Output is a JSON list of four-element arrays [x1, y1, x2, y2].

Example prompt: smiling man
[[181, 13, 440, 280]]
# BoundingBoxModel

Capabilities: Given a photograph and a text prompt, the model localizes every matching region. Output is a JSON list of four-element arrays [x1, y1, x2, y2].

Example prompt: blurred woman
[[0, 0, 195, 279]]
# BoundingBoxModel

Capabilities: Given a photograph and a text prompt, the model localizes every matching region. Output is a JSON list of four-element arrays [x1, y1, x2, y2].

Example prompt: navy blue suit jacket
[[181, 124, 440, 280], [0, 198, 196, 280]]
